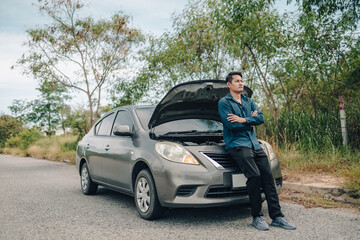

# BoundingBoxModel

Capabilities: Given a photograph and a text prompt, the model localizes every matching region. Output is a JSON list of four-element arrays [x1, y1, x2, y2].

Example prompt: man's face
[[227, 75, 244, 93]]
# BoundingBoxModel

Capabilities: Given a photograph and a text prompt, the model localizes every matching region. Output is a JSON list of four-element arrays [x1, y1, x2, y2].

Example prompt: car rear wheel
[[81, 162, 98, 195], [135, 169, 164, 220]]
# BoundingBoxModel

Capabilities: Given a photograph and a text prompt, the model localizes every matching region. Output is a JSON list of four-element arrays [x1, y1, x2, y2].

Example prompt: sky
[[0, 0, 191, 114], [0, 0, 293, 115]]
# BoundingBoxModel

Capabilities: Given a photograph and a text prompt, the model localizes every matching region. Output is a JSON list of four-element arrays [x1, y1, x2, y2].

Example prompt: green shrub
[[61, 141, 78, 152], [6, 128, 43, 150], [0, 114, 23, 147]]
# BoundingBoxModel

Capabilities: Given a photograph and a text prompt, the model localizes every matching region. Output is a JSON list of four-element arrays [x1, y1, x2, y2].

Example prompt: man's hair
[[225, 71, 243, 83]]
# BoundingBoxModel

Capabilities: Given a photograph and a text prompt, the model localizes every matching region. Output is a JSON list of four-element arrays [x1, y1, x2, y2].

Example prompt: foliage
[[272, 2, 359, 113], [109, 69, 151, 107], [216, 0, 284, 118], [61, 106, 112, 141], [291, 0, 360, 27], [135, 0, 243, 102], [129, 0, 360, 149], [5, 127, 43, 150], [33, 81, 70, 135], [257, 109, 342, 151], [9, 81, 70, 135], [17, 0, 145, 126], [7, 100, 29, 124], [0, 115, 23, 148], [3, 131, 77, 163]]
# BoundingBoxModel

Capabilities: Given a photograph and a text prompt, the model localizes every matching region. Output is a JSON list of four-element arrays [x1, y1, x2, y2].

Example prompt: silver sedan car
[[76, 80, 283, 220]]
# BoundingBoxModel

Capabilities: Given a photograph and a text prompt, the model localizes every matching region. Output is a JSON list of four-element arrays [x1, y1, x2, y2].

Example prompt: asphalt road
[[0, 154, 359, 240]]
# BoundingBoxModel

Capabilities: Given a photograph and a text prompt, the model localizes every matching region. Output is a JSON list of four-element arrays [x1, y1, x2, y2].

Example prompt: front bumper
[[152, 145, 282, 208]]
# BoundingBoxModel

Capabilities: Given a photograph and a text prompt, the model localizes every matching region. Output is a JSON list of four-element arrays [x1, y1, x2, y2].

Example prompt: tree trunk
[[87, 93, 94, 127], [245, 43, 279, 119]]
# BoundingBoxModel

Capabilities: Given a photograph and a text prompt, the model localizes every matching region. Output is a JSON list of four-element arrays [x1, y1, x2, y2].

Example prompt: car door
[[88, 112, 116, 181], [101, 110, 135, 190]]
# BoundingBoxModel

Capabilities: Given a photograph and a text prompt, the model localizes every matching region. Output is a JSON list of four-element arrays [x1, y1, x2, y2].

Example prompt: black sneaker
[[271, 217, 296, 230], [252, 216, 269, 231]]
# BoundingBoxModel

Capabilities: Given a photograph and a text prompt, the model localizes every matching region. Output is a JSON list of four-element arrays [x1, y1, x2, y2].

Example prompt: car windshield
[[135, 107, 223, 134]]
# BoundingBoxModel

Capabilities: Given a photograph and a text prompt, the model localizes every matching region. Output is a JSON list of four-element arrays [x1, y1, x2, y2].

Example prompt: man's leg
[[228, 147, 263, 218], [253, 148, 284, 219]]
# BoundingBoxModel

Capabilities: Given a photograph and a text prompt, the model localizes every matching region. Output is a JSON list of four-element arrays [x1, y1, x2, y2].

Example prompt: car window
[[96, 113, 115, 136], [135, 108, 222, 133], [156, 119, 223, 134], [112, 110, 134, 135], [135, 107, 154, 130]]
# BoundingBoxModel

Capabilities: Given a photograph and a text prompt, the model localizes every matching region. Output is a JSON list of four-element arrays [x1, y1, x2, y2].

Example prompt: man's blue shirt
[[218, 93, 264, 150]]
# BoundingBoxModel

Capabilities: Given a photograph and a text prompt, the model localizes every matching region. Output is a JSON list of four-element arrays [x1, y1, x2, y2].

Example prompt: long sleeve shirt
[[218, 93, 264, 150]]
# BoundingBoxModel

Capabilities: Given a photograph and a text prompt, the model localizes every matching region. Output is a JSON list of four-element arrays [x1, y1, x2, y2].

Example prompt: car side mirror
[[113, 125, 133, 137]]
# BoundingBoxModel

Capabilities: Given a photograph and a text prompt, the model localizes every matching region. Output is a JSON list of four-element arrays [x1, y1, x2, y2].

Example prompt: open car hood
[[148, 80, 253, 129]]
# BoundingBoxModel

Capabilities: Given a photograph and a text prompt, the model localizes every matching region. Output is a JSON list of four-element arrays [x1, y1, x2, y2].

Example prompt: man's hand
[[227, 114, 246, 123], [251, 110, 258, 117]]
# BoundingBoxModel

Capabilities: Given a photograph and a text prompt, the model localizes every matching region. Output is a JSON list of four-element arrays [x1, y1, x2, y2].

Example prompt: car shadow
[[94, 187, 252, 222], [95, 187, 135, 207]]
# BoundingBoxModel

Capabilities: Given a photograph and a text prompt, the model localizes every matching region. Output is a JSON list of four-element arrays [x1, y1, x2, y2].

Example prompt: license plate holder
[[232, 174, 247, 189]]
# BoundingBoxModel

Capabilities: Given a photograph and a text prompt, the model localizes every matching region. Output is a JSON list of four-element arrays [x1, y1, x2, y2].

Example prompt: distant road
[[0, 154, 359, 240]]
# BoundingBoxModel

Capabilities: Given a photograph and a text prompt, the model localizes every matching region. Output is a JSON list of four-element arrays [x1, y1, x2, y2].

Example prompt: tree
[[63, 108, 90, 141], [291, 0, 360, 27], [30, 81, 70, 135], [134, 0, 243, 101], [9, 80, 70, 135], [63, 105, 109, 140], [8, 99, 29, 124], [270, 0, 360, 112], [216, 0, 284, 118], [260, 0, 360, 148], [17, 0, 144, 126]]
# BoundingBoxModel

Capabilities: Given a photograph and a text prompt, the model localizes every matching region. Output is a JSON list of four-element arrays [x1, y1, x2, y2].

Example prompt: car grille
[[205, 186, 248, 198], [201, 152, 240, 170], [176, 185, 197, 197]]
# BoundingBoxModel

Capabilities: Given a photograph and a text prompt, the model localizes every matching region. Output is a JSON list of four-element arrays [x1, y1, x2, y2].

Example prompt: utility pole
[[339, 96, 348, 146]]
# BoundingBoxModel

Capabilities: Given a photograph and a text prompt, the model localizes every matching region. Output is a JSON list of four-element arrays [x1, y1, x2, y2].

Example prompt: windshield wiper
[[163, 130, 199, 135], [162, 130, 222, 135], [208, 130, 223, 133]]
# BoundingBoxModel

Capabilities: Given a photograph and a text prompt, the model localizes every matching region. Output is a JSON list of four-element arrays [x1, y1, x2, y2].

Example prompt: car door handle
[[86, 144, 90, 149], [105, 145, 110, 151]]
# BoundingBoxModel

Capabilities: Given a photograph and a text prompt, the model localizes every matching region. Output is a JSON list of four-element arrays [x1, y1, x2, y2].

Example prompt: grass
[[256, 108, 360, 197], [2, 147, 27, 157], [271, 142, 360, 197], [1, 134, 78, 164]]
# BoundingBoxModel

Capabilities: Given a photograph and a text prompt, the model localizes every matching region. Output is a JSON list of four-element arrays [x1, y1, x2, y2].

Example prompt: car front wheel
[[135, 169, 164, 220], [80, 162, 98, 195]]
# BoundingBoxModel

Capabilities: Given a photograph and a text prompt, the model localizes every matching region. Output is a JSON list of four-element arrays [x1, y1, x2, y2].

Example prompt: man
[[218, 72, 296, 231]]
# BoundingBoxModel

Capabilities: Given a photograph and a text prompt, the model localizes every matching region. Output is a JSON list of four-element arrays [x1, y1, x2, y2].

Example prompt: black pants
[[228, 147, 284, 219]]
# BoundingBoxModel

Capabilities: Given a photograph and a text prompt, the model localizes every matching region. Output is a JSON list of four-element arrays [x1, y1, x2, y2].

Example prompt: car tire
[[135, 169, 164, 220], [80, 162, 98, 195]]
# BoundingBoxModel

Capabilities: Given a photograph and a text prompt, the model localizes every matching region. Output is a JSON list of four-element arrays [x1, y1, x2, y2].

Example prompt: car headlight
[[261, 141, 276, 161], [155, 142, 199, 165]]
